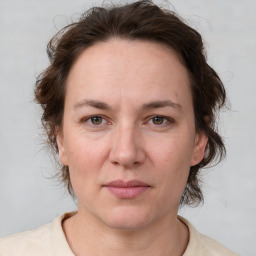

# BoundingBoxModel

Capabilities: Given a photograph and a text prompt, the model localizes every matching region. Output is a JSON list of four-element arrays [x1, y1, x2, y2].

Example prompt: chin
[[100, 206, 155, 231]]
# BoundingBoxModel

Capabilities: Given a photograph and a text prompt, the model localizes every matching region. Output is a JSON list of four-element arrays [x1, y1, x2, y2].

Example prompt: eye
[[152, 116, 165, 125], [82, 115, 108, 126], [90, 116, 103, 125], [149, 115, 172, 126]]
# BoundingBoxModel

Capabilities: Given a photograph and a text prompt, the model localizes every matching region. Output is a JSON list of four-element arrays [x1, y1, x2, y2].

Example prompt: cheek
[[148, 133, 194, 193], [66, 131, 109, 166], [150, 132, 194, 168], [65, 136, 110, 203], [64, 133, 110, 191]]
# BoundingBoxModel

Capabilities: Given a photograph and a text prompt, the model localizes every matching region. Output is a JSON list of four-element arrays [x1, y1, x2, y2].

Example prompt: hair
[[35, 0, 226, 206]]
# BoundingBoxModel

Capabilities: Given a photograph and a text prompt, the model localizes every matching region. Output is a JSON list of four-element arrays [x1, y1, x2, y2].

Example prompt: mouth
[[103, 179, 151, 199]]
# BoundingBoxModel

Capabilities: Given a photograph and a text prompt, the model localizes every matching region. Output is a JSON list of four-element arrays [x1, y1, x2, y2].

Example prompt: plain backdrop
[[0, 0, 255, 255]]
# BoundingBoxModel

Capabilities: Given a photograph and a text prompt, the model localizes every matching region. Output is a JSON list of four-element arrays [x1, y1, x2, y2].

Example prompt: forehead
[[66, 38, 192, 110]]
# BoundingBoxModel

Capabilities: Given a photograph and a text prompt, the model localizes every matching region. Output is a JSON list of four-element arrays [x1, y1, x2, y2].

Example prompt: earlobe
[[56, 128, 68, 166], [191, 131, 208, 166]]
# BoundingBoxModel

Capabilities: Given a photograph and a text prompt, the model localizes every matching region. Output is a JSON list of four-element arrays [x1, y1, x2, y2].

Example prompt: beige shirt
[[0, 212, 239, 256]]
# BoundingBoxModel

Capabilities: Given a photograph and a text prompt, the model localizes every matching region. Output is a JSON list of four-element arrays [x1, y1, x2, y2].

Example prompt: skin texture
[[57, 38, 208, 256]]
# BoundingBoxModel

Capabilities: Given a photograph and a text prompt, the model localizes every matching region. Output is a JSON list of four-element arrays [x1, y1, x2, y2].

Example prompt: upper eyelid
[[147, 115, 174, 121], [82, 114, 107, 121]]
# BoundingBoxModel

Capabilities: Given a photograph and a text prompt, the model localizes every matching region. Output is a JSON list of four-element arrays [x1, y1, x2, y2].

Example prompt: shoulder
[[0, 222, 53, 256], [0, 212, 75, 256], [179, 216, 240, 256], [196, 233, 240, 256]]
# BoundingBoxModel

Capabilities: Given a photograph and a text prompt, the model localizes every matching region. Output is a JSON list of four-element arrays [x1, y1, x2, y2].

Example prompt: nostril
[[110, 158, 142, 169]]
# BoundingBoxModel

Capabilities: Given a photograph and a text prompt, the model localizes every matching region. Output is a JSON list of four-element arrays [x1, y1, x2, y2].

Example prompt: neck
[[63, 209, 189, 256]]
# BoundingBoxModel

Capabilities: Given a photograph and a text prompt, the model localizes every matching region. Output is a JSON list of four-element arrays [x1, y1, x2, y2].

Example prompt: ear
[[190, 131, 208, 166], [56, 127, 68, 166]]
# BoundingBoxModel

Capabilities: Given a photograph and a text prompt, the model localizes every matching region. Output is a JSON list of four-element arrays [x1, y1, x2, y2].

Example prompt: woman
[[0, 0, 239, 255]]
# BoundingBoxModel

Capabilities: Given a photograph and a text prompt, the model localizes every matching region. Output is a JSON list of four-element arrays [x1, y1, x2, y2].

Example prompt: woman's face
[[57, 39, 207, 230]]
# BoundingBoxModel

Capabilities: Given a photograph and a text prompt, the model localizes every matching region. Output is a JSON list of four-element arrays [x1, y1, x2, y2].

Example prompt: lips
[[104, 180, 151, 199]]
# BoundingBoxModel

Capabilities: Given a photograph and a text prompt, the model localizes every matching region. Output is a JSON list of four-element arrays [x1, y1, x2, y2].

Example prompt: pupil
[[153, 116, 163, 125], [92, 116, 102, 125]]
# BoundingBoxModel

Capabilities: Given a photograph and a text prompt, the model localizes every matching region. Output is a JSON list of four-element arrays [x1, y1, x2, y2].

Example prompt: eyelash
[[81, 115, 174, 127]]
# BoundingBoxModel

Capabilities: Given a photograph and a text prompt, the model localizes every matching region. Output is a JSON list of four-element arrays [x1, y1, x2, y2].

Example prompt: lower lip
[[105, 186, 150, 199]]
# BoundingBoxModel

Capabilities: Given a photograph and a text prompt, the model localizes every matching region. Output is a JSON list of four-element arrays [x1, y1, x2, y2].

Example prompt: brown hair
[[35, 0, 226, 206]]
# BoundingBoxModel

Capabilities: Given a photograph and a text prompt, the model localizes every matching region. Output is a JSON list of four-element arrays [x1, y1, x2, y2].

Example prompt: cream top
[[0, 212, 239, 256]]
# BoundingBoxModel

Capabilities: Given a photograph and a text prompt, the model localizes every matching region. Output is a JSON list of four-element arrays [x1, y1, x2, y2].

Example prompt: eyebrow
[[74, 99, 111, 110], [73, 99, 181, 111], [142, 100, 181, 110]]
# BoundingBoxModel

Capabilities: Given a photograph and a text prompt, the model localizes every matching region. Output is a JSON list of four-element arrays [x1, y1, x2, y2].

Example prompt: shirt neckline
[[51, 212, 196, 256]]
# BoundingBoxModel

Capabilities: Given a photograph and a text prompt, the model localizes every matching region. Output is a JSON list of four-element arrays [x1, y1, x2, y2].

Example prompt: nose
[[109, 124, 146, 169]]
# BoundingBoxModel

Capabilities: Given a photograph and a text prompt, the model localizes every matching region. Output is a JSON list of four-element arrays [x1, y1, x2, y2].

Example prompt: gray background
[[0, 0, 255, 255]]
